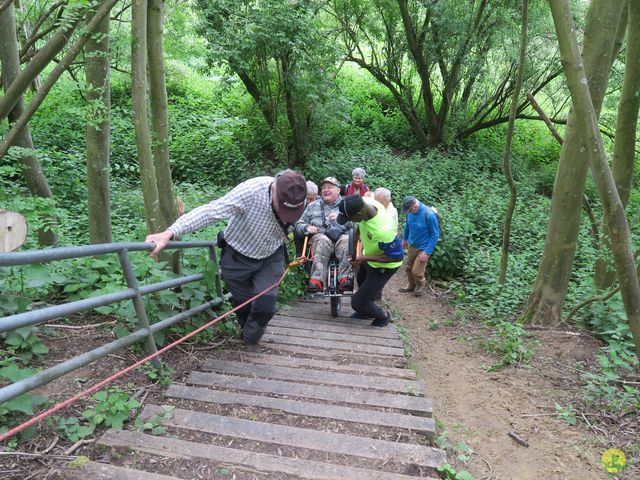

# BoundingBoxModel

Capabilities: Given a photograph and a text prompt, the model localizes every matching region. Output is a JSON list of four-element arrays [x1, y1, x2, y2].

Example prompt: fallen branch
[[0, 451, 75, 460], [35, 435, 59, 455], [508, 431, 529, 447], [64, 438, 94, 456], [44, 321, 116, 329]]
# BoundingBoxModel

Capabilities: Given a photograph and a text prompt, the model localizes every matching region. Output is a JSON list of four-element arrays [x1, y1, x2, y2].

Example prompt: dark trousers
[[352, 263, 399, 320], [220, 245, 284, 343]]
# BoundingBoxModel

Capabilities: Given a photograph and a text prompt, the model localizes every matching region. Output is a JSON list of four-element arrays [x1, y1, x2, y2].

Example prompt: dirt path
[[385, 270, 621, 480]]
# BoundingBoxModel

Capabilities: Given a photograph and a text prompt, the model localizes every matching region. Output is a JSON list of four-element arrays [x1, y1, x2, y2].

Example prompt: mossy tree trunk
[[147, 0, 179, 271], [498, 0, 529, 285], [521, 0, 626, 326], [549, 0, 640, 359], [595, 0, 640, 289], [0, 0, 120, 159], [132, 0, 162, 234], [85, 6, 112, 244], [0, 2, 57, 247], [0, 3, 85, 120]]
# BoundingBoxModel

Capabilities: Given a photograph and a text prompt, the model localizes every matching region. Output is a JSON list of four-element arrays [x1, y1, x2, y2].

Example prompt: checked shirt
[[168, 177, 288, 259]]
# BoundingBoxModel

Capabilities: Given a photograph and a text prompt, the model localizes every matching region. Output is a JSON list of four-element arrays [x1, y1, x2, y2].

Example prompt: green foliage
[[478, 321, 540, 371], [134, 405, 175, 436], [580, 347, 640, 414], [0, 360, 48, 440], [55, 415, 95, 442], [81, 387, 140, 430], [1, 326, 48, 362], [554, 403, 577, 426], [54, 387, 141, 441], [437, 463, 475, 480], [138, 362, 175, 385]]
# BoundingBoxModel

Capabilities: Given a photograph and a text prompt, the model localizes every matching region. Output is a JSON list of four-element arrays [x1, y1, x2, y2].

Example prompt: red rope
[[0, 266, 294, 444]]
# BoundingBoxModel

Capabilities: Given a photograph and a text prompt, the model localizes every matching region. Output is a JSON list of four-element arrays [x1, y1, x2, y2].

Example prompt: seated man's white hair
[[306, 181, 318, 194], [374, 187, 391, 200]]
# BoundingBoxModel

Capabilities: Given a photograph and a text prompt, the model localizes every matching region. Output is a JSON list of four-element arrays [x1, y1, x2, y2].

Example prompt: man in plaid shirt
[[146, 171, 307, 344]]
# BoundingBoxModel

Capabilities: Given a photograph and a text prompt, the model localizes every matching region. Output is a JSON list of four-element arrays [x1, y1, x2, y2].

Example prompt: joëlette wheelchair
[[296, 227, 359, 317]]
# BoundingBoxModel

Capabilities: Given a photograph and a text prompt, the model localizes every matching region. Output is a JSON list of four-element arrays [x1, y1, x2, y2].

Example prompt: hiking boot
[[308, 278, 323, 293], [399, 285, 415, 293], [243, 326, 265, 345], [371, 311, 391, 328], [413, 285, 425, 297], [338, 276, 354, 292]]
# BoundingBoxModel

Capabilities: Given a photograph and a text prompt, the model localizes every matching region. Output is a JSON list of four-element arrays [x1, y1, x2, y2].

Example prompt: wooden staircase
[[68, 298, 446, 479]]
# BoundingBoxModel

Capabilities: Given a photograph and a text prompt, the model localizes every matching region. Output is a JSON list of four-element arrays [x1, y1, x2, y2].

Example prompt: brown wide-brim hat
[[276, 171, 307, 224]]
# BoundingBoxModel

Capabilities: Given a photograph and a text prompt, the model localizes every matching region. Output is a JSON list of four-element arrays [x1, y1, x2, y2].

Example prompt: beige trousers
[[405, 244, 428, 288]]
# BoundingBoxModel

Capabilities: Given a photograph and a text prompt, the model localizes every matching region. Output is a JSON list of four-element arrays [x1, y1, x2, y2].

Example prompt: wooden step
[[166, 384, 435, 436], [266, 324, 404, 348], [270, 316, 399, 338], [201, 359, 424, 394], [261, 332, 405, 356], [277, 309, 372, 324], [188, 371, 432, 415], [140, 404, 446, 469], [65, 460, 180, 479], [247, 341, 408, 367], [98, 429, 439, 480], [232, 351, 416, 379]]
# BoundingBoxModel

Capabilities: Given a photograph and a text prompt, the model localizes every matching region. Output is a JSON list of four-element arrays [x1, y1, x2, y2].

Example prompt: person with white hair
[[374, 187, 398, 231], [342, 167, 369, 197], [306, 180, 319, 203]]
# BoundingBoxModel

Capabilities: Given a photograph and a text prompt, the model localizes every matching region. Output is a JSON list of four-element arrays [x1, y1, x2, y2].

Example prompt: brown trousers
[[405, 244, 428, 288]]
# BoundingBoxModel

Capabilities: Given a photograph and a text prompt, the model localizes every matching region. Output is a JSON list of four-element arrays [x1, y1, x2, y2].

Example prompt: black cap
[[401, 195, 417, 214], [337, 195, 365, 224]]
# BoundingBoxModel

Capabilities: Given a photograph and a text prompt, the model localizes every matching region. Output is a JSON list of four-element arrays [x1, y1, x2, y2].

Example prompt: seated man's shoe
[[308, 278, 323, 293], [338, 276, 354, 292], [370, 311, 391, 327], [350, 312, 371, 319], [398, 285, 415, 293], [413, 285, 425, 297]]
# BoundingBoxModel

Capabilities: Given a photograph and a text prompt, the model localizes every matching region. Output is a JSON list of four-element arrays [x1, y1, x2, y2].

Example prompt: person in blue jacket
[[399, 195, 440, 297]]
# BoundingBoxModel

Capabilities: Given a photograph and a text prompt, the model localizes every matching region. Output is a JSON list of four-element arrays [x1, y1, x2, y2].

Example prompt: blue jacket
[[402, 202, 439, 254]]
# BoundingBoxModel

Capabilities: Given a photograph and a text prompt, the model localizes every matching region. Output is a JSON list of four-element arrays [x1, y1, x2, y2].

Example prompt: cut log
[[0, 210, 27, 252]]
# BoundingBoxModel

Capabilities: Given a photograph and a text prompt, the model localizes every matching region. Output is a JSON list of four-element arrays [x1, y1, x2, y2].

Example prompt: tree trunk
[[396, 0, 439, 142], [85, 7, 112, 244], [521, 0, 626, 326], [0, 0, 120, 159], [549, 0, 640, 358], [0, 1, 57, 247], [595, 0, 640, 288], [498, 0, 528, 284], [147, 0, 179, 271], [612, 0, 639, 208], [281, 54, 304, 169], [0, 3, 85, 120], [15, 0, 42, 92], [345, 54, 431, 149], [132, 0, 162, 234], [147, 0, 175, 230]]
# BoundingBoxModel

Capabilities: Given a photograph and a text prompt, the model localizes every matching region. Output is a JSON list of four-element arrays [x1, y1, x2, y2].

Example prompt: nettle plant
[[54, 386, 141, 442], [0, 360, 49, 440]]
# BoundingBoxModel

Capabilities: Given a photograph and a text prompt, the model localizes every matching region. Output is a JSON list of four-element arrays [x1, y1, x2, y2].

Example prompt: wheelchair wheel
[[330, 295, 341, 317]]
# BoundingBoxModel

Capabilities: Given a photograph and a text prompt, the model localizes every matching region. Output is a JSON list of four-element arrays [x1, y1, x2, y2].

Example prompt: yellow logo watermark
[[601, 448, 626, 474]]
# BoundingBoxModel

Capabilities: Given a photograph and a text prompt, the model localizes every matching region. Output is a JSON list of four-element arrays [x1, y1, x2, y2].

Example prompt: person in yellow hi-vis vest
[[336, 195, 404, 327]]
